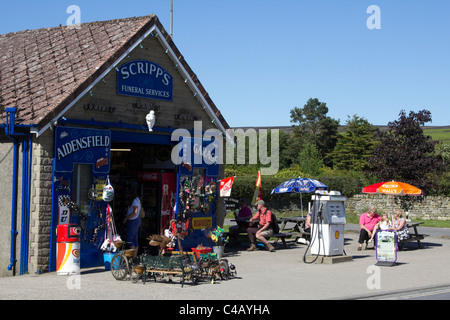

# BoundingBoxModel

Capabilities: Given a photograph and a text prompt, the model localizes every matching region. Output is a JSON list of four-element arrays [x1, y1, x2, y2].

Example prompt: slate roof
[[0, 15, 229, 132]]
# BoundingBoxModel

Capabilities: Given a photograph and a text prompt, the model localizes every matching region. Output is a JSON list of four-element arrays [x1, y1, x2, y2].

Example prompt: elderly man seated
[[246, 200, 275, 252]]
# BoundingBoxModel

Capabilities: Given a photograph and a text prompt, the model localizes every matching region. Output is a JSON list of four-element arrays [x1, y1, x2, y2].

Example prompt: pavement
[[0, 222, 449, 302]]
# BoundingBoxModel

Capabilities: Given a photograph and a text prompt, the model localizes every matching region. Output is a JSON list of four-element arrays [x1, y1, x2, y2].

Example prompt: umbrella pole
[[392, 195, 394, 218], [300, 194, 303, 218]]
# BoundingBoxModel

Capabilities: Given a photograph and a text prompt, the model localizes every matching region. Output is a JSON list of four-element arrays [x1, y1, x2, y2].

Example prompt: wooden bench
[[398, 222, 429, 250], [398, 233, 428, 250], [226, 228, 298, 249], [269, 232, 296, 248]]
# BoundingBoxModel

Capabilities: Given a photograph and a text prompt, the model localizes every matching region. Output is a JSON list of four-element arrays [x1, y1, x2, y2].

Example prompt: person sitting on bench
[[246, 200, 275, 252], [391, 209, 410, 242], [357, 205, 380, 251], [229, 199, 252, 234], [227, 199, 252, 245]]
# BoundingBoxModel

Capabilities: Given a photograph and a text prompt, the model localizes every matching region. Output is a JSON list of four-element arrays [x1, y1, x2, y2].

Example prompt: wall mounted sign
[[117, 60, 173, 101], [176, 137, 220, 177], [192, 217, 213, 230], [55, 127, 111, 173]]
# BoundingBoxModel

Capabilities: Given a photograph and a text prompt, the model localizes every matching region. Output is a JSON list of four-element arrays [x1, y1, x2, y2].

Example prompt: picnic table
[[231, 217, 256, 228], [275, 216, 310, 245], [228, 217, 296, 249], [399, 221, 428, 250], [277, 216, 307, 234], [225, 218, 253, 246]]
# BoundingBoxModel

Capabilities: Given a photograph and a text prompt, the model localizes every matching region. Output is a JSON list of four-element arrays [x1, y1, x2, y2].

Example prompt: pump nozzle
[[318, 203, 323, 220]]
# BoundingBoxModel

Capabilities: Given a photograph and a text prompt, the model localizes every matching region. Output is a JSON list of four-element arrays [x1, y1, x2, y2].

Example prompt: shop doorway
[[109, 142, 176, 255]]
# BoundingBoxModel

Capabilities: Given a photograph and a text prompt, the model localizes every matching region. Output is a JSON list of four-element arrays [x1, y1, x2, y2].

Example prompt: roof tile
[[0, 14, 230, 131], [0, 15, 154, 126]]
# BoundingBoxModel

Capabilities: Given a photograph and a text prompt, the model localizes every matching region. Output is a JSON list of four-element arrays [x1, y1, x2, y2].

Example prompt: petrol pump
[[309, 191, 347, 257]]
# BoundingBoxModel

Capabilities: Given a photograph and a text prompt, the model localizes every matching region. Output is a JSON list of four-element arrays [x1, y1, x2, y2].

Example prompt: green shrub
[[227, 171, 368, 214]]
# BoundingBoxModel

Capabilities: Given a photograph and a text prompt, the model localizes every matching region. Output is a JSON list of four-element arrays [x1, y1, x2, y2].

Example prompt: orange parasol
[[362, 180, 423, 214], [362, 181, 423, 196]]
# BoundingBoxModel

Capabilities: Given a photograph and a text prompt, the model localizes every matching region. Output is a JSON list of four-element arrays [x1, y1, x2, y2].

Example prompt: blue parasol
[[271, 177, 328, 216]]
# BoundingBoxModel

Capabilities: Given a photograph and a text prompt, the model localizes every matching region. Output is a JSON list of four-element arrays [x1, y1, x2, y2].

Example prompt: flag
[[220, 176, 235, 197], [251, 171, 263, 205]]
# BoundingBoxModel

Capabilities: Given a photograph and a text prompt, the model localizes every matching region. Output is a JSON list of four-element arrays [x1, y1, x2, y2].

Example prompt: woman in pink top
[[357, 205, 381, 251]]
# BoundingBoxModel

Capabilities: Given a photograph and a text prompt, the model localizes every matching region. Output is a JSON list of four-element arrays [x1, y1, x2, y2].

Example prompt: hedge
[[227, 174, 365, 213]]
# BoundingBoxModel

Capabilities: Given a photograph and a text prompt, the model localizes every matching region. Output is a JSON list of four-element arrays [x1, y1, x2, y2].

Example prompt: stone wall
[[30, 130, 54, 273], [345, 194, 450, 221], [261, 193, 450, 221]]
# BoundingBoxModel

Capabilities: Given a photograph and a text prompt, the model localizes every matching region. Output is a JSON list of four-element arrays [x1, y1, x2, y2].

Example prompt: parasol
[[362, 180, 423, 214], [271, 177, 328, 216]]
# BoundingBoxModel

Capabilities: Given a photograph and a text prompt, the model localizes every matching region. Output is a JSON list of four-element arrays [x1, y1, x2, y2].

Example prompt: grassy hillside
[[423, 127, 450, 145]]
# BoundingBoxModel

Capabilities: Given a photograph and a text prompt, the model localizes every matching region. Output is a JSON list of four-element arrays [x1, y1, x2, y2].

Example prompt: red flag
[[220, 176, 235, 197]]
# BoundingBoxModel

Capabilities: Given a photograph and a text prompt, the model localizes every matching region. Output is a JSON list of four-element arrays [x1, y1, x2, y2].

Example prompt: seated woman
[[391, 209, 410, 243], [228, 199, 252, 244]]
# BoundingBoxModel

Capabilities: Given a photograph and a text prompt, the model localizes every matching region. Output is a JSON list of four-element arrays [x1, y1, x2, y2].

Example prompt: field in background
[[424, 127, 450, 145]]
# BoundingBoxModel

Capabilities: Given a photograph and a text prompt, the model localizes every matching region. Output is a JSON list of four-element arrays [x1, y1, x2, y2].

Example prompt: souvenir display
[[102, 176, 114, 202], [178, 176, 217, 217]]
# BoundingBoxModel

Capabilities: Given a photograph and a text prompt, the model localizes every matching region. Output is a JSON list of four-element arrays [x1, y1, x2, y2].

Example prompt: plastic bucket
[[191, 247, 212, 258], [103, 253, 116, 271], [213, 246, 224, 259]]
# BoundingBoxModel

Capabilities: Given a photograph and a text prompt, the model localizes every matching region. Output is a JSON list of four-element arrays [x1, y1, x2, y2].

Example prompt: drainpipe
[[4, 108, 34, 276], [20, 137, 32, 275], [5, 108, 19, 275], [20, 138, 27, 275]]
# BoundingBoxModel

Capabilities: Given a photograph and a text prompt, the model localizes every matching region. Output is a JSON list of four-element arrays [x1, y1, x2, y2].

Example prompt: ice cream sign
[[54, 127, 111, 173], [117, 60, 173, 101]]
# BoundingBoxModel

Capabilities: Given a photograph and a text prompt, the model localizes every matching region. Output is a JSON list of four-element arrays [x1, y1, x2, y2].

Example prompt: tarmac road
[[0, 223, 449, 302], [357, 284, 450, 300]]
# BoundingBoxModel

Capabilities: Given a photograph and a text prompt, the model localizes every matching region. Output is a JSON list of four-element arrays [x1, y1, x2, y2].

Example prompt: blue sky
[[1, 0, 449, 127]]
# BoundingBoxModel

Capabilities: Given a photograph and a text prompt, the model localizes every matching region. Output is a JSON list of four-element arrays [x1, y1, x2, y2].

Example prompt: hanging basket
[[113, 241, 124, 249], [133, 265, 144, 275], [124, 249, 136, 258]]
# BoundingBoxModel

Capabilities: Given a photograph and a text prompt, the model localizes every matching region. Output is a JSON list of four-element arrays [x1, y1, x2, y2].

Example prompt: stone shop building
[[0, 15, 230, 277]]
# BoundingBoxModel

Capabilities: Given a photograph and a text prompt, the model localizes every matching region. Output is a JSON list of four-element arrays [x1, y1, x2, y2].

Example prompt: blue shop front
[[49, 126, 221, 270]]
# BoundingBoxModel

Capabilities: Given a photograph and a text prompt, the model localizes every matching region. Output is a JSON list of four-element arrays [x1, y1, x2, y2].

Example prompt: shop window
[[72, 164, 92, 215]]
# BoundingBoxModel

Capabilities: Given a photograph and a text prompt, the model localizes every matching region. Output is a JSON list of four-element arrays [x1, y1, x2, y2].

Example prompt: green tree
[[298, 141, 323, 176], [329, 115, 379, 171], [367, 109, 444, 194], [289, 98, 339, 166]]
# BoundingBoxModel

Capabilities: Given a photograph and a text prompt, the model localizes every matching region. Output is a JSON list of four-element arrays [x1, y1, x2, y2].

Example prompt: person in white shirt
[[122, 188, 141, 259], [368, 212, 391, 243]]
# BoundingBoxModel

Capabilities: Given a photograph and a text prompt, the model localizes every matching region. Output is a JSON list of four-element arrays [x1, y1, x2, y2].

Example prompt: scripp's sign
[[54, 127, 111, 173], [117, 60, 173, 101]]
